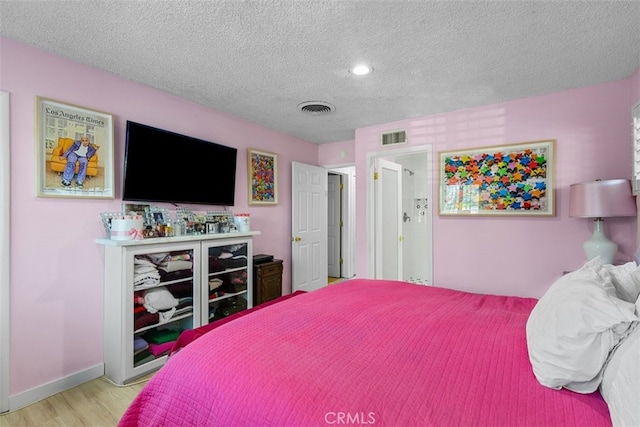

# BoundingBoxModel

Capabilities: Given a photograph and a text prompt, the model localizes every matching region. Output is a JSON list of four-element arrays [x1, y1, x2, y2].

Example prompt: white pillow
[[599, 312, 640, 427], [602, 261, 640, 304], [526, 258, 638, 393]]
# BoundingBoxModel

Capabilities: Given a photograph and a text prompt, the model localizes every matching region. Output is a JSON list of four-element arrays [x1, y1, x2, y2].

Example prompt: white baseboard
[[8, 363, 104, 412]]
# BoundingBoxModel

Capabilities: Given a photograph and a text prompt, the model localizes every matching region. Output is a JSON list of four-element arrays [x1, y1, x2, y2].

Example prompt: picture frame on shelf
[[100, 212, 122, 238], [206, 210, 235, 233], [248, 148, 278, 205], [35, 96, 115, 199], [438, 139, 555, 216], [176, 207, 195, 222], [123, 203, 149, 216], [145, 206, 170, 226]]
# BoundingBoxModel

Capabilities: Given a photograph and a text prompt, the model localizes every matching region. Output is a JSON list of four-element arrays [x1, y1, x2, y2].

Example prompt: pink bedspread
[[120, 279, 611, 426], [169, 290, 307, 355]]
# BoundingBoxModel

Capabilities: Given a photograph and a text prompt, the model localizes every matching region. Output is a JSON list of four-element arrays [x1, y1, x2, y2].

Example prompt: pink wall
[[318, 139, 355, 165], [633, 67, 640, 101], [1, 37, 318, 394], [327, 75, 637, 299]]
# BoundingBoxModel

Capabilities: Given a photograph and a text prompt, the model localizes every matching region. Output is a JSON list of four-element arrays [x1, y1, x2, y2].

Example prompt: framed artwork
[[248, 148, 278, 205], [35, 96, 115, 198], [438, 140, 555, 216]]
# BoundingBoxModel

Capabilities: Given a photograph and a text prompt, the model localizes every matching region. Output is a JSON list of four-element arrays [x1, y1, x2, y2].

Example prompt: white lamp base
[[583, 218, 617, 265]]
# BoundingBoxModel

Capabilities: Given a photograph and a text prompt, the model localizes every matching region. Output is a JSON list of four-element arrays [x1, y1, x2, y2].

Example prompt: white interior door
[[367, 145, 433, 284], [327, 165, 356, 279], [327, 174, 341, 277], [1, 90, 10, 413], [292, 162, 328, 292], [374, 158, 403, 280]]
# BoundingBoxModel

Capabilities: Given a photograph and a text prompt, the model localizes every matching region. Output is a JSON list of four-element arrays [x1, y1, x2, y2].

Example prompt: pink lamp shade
[[569, 179, 636, 264], [569, 179, 636, 218]]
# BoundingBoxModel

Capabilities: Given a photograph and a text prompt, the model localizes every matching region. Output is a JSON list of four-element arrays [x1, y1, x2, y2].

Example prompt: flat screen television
[[123, 121, 237, 206]]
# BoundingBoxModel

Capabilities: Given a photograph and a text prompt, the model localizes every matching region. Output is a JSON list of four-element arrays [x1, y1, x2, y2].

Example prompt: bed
[[120, 268, 639, 426]]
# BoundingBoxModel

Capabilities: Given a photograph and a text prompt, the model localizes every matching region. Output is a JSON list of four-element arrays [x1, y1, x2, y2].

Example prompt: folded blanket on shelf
[[209, 278, 223, 291], [148, 341, 176, 357], [134, 336, 148, 353], [134, 257, 156, 267], [218, 256, 247, 269], [134, 265, 158, 274], [145, 328, 181, 344], [134, 312, 159, 331], [224, 244, 247, 256], [158, 269, 192, 283], [157, 260, 193, 273], [167, 282, 192, 299], [208, 257, 226, 273], [134, 260, 161, 288], [134, 279, 161, 291], [142, 252, 170, 264]]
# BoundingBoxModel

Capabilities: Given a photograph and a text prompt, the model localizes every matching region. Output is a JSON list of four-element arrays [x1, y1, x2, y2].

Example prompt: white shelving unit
[[201, 236, 254, 325], [97, 231, 259, 385]]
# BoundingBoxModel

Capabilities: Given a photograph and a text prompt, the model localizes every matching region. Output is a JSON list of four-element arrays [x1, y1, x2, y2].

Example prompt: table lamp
[[569, 179, 636, 264]]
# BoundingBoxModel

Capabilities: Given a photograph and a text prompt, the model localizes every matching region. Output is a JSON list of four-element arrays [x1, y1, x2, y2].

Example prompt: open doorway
[[366, 145, 433, 285], [326, 165, 355, 283]]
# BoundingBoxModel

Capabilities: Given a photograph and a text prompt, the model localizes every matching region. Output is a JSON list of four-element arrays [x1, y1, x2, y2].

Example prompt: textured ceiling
[[1, 1, 639, 144]]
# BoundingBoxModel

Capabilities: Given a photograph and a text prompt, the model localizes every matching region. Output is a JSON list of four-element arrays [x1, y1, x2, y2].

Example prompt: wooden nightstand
[[253, 259, 283, 306]]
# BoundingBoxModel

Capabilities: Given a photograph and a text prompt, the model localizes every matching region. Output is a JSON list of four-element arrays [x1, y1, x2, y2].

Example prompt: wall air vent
[[381, 130, 407, 146]]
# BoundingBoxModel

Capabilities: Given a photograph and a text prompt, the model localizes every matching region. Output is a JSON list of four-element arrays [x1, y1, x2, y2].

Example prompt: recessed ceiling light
[[350, 64, 373, 76]]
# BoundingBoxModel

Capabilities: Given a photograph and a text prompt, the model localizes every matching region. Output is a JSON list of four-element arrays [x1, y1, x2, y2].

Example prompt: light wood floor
[[0, 375, 151, 427]]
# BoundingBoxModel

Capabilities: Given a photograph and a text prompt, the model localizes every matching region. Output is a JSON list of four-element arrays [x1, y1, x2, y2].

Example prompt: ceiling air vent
[[298, 101, 335, 115], [381, 129, 407, 146]]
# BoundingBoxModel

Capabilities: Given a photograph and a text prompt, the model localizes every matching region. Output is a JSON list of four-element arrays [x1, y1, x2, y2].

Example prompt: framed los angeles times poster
[[248, 148, 278, 205], [438, 140, 555, 216], [35, 96, 115, 199]]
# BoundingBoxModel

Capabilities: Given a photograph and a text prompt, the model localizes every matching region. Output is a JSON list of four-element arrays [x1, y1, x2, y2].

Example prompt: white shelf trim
[[96, 230, 260, 247]]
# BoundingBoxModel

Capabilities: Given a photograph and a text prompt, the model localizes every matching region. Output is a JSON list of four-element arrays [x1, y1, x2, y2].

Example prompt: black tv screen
[[123, 121, 237, 206]]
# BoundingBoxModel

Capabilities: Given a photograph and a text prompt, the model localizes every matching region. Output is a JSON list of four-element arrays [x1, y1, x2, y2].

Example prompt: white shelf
[[134, 276, 193, 291], [96, 231, 260, 247], [208, 289, 247, 303], [208, 266, 247, 277], [134, 309, 194, 334]]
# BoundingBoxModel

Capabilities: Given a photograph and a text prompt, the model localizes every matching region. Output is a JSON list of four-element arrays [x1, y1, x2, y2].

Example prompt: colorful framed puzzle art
[[438, 140, 555, 216], [248, 148, 278, 205]]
